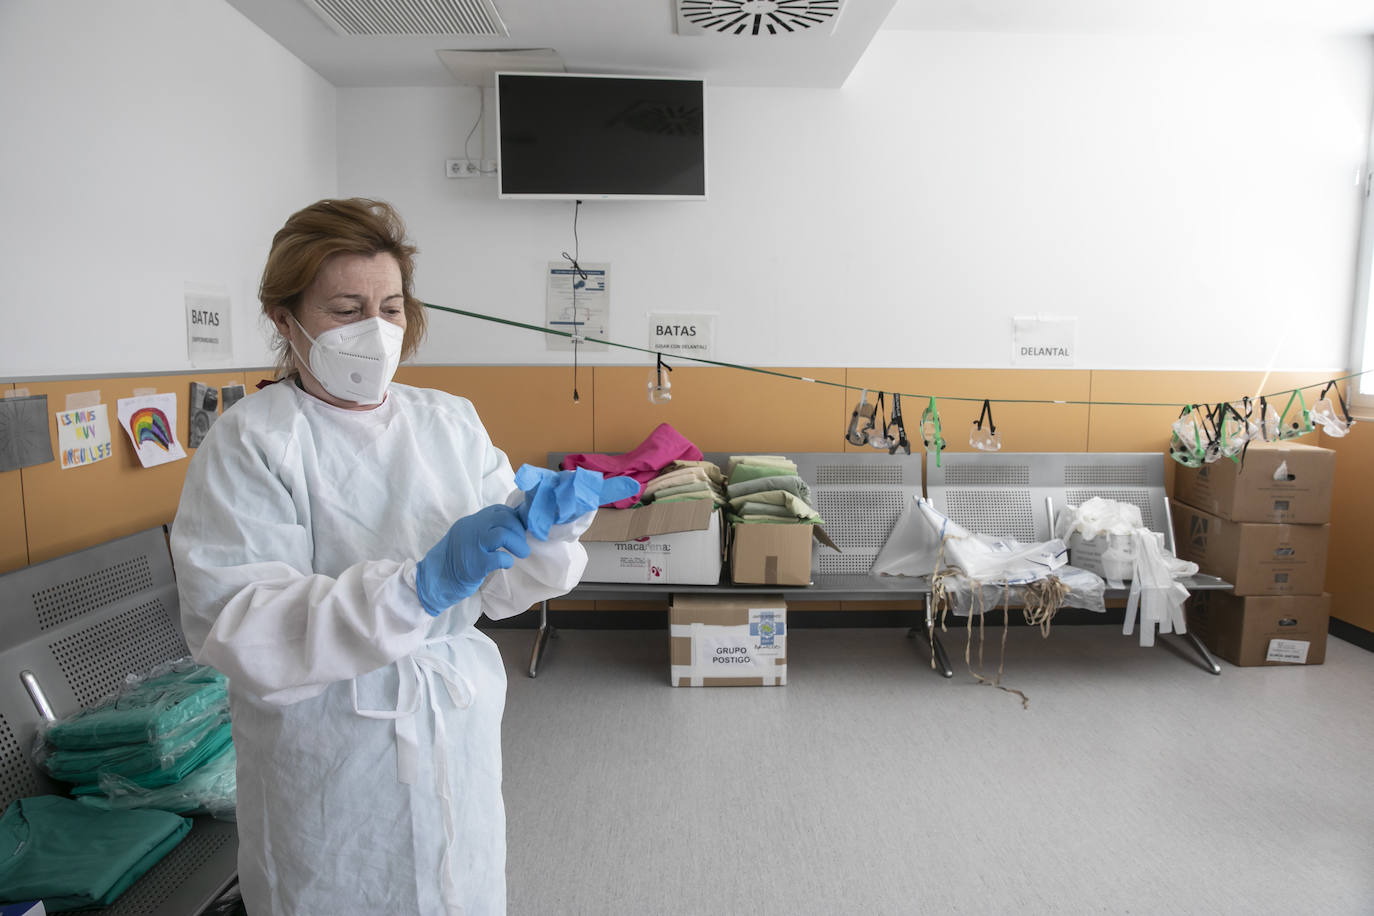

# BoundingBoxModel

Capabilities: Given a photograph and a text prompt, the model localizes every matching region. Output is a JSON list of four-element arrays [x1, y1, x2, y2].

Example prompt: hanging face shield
[[1205, 401, 1248, 464], [1257, 396, 1281, 441], [1276, 389, 1315, 440], [846, 389, 877, 447], [921, 397, 946, 467], [1309, 381, 1355, 438], [969, 399, 1002, 452], [1168, 405, 1208, 468], [888, 393, 911, 455], [867, 392, 893, 449], [647, 354, 673, 404]]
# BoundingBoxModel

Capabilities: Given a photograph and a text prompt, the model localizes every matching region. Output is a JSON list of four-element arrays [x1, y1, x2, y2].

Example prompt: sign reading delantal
[[1012, 317, 1076, 366]]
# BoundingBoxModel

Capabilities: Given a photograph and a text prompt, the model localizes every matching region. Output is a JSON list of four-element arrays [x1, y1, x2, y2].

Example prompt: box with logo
[[579, 501, 723, 585], [669, 595, 787, 686], [1170, 502, 1329, 596], [1186, 592, 1330, 666], [1171, 441, 1334, 524], [729, 523, 838, 586]]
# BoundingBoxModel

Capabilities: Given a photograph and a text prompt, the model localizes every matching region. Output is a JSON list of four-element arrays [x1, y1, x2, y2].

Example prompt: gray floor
[[492, 624, 1374, 916]]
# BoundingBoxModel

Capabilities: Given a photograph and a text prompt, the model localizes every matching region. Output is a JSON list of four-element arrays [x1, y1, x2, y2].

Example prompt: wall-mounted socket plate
[[445, 159, 478, 178]]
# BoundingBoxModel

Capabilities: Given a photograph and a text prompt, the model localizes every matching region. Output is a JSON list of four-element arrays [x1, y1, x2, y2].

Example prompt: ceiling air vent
[[676, 0, 842, 37], [301, 0, 508, 36]]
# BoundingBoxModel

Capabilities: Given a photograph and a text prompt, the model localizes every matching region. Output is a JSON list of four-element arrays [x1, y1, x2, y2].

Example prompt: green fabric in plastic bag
[[43, 664, 227, 751], [76, 744, 236, 817], [0, 795, 190, 912], [64, 722, 234, 792], [45, 714, 228, 786]]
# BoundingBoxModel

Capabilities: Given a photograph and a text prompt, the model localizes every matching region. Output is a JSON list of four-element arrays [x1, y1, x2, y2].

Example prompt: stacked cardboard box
[[1172, 441, 1334, 666], [669, 595, 787, 686]]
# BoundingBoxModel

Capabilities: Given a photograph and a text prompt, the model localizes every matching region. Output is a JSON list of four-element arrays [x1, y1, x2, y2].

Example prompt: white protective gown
[[171, 381, 588, 916]]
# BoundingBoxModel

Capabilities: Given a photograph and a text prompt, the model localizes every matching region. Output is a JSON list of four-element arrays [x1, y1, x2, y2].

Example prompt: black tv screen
[[496, 72, 707, 200]]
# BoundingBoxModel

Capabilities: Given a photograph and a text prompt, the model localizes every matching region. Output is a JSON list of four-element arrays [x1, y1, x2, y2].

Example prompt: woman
[[171, 198, 630, 915]]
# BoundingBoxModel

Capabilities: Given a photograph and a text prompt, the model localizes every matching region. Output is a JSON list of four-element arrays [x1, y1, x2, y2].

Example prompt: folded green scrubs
[[725, 474, 811, 503], [64, 722, 234, 792], [44, 665, 227, 751], [727, 489, 819, 520], [0, 795, 190, 912]]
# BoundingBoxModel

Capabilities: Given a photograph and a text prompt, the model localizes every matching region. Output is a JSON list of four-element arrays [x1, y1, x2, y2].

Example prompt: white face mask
[[288, 314, 404, 405]]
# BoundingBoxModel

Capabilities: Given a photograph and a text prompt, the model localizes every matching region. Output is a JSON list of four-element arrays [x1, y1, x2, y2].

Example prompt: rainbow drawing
[[129, 406, 173, 450]]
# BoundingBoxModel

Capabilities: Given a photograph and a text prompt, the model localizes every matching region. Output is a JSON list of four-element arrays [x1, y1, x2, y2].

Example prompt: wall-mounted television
[[496, 72, 707, 201]]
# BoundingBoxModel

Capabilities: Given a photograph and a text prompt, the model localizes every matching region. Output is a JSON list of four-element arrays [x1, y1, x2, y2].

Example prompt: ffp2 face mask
[[290, 314, 404, 405]]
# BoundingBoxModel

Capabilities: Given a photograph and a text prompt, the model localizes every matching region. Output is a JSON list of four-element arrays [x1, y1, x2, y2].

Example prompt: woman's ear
[[270, 307, 293, 339]]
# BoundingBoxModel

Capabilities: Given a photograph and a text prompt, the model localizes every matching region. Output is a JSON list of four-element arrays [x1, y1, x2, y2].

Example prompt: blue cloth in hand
[[415, 504, 532, 616], [514, 465, 639, 541]]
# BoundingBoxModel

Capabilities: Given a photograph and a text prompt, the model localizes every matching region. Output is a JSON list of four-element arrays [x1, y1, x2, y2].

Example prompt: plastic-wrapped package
[[49, 719, 232, 790], [1055, 497, 1198, 646], [76, 744, 237, 818], [43, 660, 227, 751]]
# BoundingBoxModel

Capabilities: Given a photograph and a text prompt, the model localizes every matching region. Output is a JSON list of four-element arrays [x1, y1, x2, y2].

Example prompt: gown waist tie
[[351, 634, 476, 915]]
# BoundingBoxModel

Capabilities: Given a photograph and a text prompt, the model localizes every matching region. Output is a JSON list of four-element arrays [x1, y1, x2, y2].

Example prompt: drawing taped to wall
[[116, 393, 187, 468]]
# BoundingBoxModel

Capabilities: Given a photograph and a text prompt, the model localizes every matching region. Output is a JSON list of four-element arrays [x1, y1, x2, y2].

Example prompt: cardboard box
[[580, 501, 723, 585], [669, 595, 787, 686], [1171, 502, 1329, 596], [1186, 592, 1330, 666], [1172, 441, 1334, 524], [728, 523, 838, 586]]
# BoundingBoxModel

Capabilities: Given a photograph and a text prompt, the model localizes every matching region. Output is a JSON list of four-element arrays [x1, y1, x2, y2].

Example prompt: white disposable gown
[[171, 381, 588, 916]]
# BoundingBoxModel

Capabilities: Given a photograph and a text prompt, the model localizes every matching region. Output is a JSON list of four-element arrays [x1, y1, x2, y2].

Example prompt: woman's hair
[[260, 198, 427, 374]]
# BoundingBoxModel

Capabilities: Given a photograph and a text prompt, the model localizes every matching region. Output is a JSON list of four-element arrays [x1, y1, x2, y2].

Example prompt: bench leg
[[909, 607, 953, 678], [528, 600, 557, 678], [1178, 630, 1222, 675]]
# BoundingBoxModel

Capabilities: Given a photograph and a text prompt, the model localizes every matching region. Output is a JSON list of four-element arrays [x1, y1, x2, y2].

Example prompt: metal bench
[[527, 451, 932, 676], [0, 526, 239, 914], [926, 452, 1227, 673]]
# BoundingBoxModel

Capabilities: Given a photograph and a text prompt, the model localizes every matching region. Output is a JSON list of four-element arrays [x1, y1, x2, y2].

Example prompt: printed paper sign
[[1012, 316, 1077, 366], [117, 393, 187, 468], [56, 404, 113, 469], [546, 262, 609, 351], [749, 608, 786, 658], [185, 283, 233, 366], [1265, 639, 1310, 664], [649, 313, 715, 359], [694, 628, 767, 672]]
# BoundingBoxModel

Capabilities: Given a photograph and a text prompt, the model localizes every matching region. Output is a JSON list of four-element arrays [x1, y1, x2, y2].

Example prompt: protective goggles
[[969, 399, 1002, 452], [1169, 405, 1208, 468], [1309, 381, 1355, 438], [921, 397, 946, 467]]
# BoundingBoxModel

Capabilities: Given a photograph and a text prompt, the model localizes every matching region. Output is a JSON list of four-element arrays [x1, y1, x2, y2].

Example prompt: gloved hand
[[415, 504, 532, 616], [514, 465, 641, 541]]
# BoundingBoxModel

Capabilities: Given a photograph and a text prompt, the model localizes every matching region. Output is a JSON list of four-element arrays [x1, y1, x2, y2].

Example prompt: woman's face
[[272, 252, 406, 409]]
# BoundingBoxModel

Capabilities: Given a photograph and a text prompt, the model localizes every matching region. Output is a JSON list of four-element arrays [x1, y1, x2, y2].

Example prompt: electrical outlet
[[482, 159, 498, 176], [445, 159, 478, 179]]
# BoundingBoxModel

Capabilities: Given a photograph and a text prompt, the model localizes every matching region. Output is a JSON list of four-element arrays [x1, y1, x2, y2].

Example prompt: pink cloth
[[560, 423, 704, 508]]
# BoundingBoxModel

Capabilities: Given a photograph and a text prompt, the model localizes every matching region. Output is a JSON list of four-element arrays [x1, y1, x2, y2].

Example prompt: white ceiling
[[224, 0, 1374, 90]]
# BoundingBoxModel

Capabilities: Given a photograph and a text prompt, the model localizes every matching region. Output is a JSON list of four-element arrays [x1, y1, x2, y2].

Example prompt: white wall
[[0, 0, 337, 379], [340, 30, 1373, 371]]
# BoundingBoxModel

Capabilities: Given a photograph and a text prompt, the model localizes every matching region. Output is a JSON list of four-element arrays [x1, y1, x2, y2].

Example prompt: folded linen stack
[[39, 661, 236, 817], [0, 795, 191, 911], [724, 455, 823, 524], [639, 459, 727, 507]]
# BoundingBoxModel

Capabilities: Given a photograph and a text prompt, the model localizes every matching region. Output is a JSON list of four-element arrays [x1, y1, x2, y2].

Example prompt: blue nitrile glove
[[415, 504, 532, 616], [513, 465, 640, 541]]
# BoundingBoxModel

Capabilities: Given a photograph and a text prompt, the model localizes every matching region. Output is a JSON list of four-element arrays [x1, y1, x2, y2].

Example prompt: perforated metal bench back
[[926, 452, 1167, 541]]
